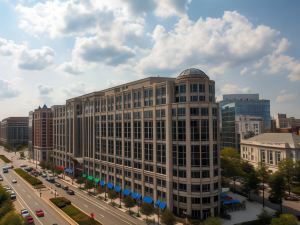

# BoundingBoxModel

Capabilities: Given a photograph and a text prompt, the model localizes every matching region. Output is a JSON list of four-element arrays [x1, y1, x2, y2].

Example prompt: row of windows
[[173, 182, 219, 192]]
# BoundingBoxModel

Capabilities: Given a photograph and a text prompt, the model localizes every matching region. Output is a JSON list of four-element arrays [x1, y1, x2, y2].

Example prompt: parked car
[[10, 193, 16, 200], [66, 189, 75, 195], [0, 175, 3, 181], [35, 209, 44, 217], [25, 215, 34, 224], [12, 179, 17, 184], [21, 209, 30, 218], [284, 195, 300, 201], [41, 173, 47, 178], [269, 194, 281, 204], [20, 164, 27, 167], [55, 182, 61, 188]]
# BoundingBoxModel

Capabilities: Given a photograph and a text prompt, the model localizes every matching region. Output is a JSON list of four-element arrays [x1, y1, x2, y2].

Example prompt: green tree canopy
[[271, 214, 297, 225], [140, 203, 155, 219], [221, 147, 240, 159], [269, 172, 286, 213], [257, 209, 273, 224], [123, 196, 135, 212], [161, 208, 176, 225], [0, 211, 23, 225], [108, 189, 118, 203], [241, 161, 260, 199], [203, 217, 221, 225], [278, 158, 295, 195]]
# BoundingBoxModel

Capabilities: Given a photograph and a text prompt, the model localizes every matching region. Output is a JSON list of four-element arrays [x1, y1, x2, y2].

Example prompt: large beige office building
[[51, 68, 220, 219], [241, 133, 300, 172]]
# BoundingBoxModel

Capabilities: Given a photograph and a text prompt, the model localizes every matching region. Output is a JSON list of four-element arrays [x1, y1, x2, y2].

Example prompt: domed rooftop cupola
[[177, 68, 209, 80]]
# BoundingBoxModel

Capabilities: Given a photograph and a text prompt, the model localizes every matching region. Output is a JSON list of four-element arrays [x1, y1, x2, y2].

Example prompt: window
[[134, 121, 141, 139], [261, 149, 266, 163], [178, 145, 186, 166], [157, 144, 166, 164], [191, 171, 201, 178], [178, 170, 186, 178], [134, 142, 142, 160], [192, 197, 201, 204], [178, 120, 186, 141], [213, 144, 218, 165], [179, 196, 187, 203], [213, 119, 218, 141], [191, 120, 200, 141], [144, 143, 153, 162], [157, 166, 166, 174], [191, 145, 200, 166], [177, 108, 186, 116], [190, 108, 199, 116], [178, 183, 187, 192], [201, 119, 209, 141], [201, 108, 208, 116], [201, 145, 210, 167], [268, 150, 273, 164], [156, 121, 165, 140], [124, 122, 131, 139], [191, 185, 201, 192], [144, 121, 153, 140], [124, 141, 131, 158], [275, 152, 281, 165], [145, 176, 153, 184], [202, 184, 210, 192], [115, 122, 122, 138], [202, 197, 211, 204]]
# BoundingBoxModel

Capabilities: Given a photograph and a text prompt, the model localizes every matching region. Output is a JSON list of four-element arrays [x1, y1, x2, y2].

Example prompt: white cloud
[[155, 0, 192, 18], [18, 47, 54, 70], [38, 85, 53, 95], [276, 91, 297, 103], [0, 80, 20, 100], [220, 84, 251, 95], [0, 36, 54, 71], [62, 82, 91, 99], [137, 11, 281, 76]]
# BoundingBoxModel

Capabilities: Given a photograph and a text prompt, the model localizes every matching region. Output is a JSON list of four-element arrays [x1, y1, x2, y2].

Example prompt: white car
[[0, 176, 3, 181], [21, 209, 30, 218], [12, 179, 17, 184]]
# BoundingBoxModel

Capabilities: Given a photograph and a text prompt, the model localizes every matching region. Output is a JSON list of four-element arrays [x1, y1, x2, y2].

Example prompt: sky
[[0, 0, 300, 119]]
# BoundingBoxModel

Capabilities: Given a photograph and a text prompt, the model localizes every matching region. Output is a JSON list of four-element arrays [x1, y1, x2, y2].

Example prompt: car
[[25, 215, 34, 224], [269, 194, 281, 204], [62, 185, 69, 191], [21, 209, 30, 218], [10, 193, 16, 200], [55, 182, 61, 188], [66, 189, 75, 195], [35, 209, 44, 217], [12, 179, 17, 183], [41, 173, 47, 178], [284, 195, 300, 201], [0, 176, 3, 181], [3, 185, 11, 191], [20, 164, 27, 167]]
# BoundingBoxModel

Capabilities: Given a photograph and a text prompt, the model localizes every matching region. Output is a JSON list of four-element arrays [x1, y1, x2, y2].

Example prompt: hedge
[[0, 155, 11, 163], [235, 219, 267, 225], [50, 197, 102, 225], [14, 168, 43, 187]]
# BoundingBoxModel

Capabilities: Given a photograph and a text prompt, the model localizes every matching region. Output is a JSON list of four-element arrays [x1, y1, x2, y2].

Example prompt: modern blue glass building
[[220, 94, 271, 150]]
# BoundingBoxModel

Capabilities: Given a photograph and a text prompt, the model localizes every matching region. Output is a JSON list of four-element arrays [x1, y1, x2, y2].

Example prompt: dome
[[177, 68, 209, 80]]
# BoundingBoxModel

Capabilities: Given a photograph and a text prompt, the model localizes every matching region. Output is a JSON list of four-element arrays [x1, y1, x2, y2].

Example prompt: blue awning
[[123, 189, 131, 196], [159, 202, 167, 209], [115, 185, 121, 193], [132, 192, 142, 199], [137, 193, 142, 199], [100, 180, 105, 187], [223, 199, 241, 205], [143, 196, 153, 204], [107, 182, 114, 189], [155, 200, 161, 206], [64, 168, 73, 174]]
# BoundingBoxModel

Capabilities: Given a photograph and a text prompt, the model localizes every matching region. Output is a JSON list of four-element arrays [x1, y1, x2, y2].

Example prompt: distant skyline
[[0, 0, 299, 119]]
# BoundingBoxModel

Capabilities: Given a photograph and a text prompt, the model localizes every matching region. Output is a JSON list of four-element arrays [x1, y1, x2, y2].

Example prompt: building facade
[[240, 133, 300, 172], [51, 68, 221, 219], [275, 113, 300, 129], [0, 117, 29, 148], [28, 111, 34, 159], [220, 94, 270, 150], [33, 105, 53, 162]]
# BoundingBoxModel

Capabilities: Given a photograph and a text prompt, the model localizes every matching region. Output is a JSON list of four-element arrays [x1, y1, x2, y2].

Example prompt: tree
[[257, 209, 272, 224], [0, 201, 14, 218], [294, 161, 300, 184], [0, 211, 23, 225], [108, 189, 118, 203], [140, 203, 155, 220], [257, 163, 270, 207], [241, 161, 259, 200], [161, 209, 176, 225], [269, 172, 286, 213], [220, 147, 242, 192], [278, 158, 295, 195], [271, 214, 297, 225], [203, 217, 221, 225], [85, 180, 94, 190], [123, 196, 135, 213], [75, 177, 85, 188]]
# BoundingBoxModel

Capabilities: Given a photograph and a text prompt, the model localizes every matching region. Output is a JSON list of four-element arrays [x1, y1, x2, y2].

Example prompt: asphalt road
[[0, 147, 145, 225]]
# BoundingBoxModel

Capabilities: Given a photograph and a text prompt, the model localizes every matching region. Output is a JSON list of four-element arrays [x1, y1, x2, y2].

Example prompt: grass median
[[0, 155, 11, 163], [50, 197, 102, 225], [14, 168, 44, 188]]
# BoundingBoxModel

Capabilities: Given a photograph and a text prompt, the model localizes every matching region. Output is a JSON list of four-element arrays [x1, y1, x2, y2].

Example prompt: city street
[[0, 160, 70, 225], [0, 147, 145, 225]]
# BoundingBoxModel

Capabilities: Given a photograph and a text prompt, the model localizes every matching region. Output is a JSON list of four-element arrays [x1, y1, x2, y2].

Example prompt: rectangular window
[[191, 120, 200, 141], [157, 144, 166, 164], [201, 119, 209, 141], [201, 145, 210, 167], [178, 145, 186, 166], [134, 142, 142, 160], [191, 145, 200, 166], [144, 143, 153, 162]]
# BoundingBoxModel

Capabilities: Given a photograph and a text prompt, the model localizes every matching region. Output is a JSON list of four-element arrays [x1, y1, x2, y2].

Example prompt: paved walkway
[[221, 192, 275, 225]]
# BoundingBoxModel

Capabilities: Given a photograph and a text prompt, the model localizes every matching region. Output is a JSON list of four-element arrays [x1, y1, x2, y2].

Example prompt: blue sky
[[0, 0, 299, 119]]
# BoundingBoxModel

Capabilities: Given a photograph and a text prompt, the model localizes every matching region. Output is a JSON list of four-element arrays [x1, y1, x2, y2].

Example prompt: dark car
[[55, 182, 61, 188], [269, 195, 281, 204], [62, 185, 69, 191], [66, 189, 75, 195]]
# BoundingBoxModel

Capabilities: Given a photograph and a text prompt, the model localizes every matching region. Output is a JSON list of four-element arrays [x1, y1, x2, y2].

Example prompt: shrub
[[50, 197, 71, 208], [14, 168, 43, 187], [0, 155, 11, 163]]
